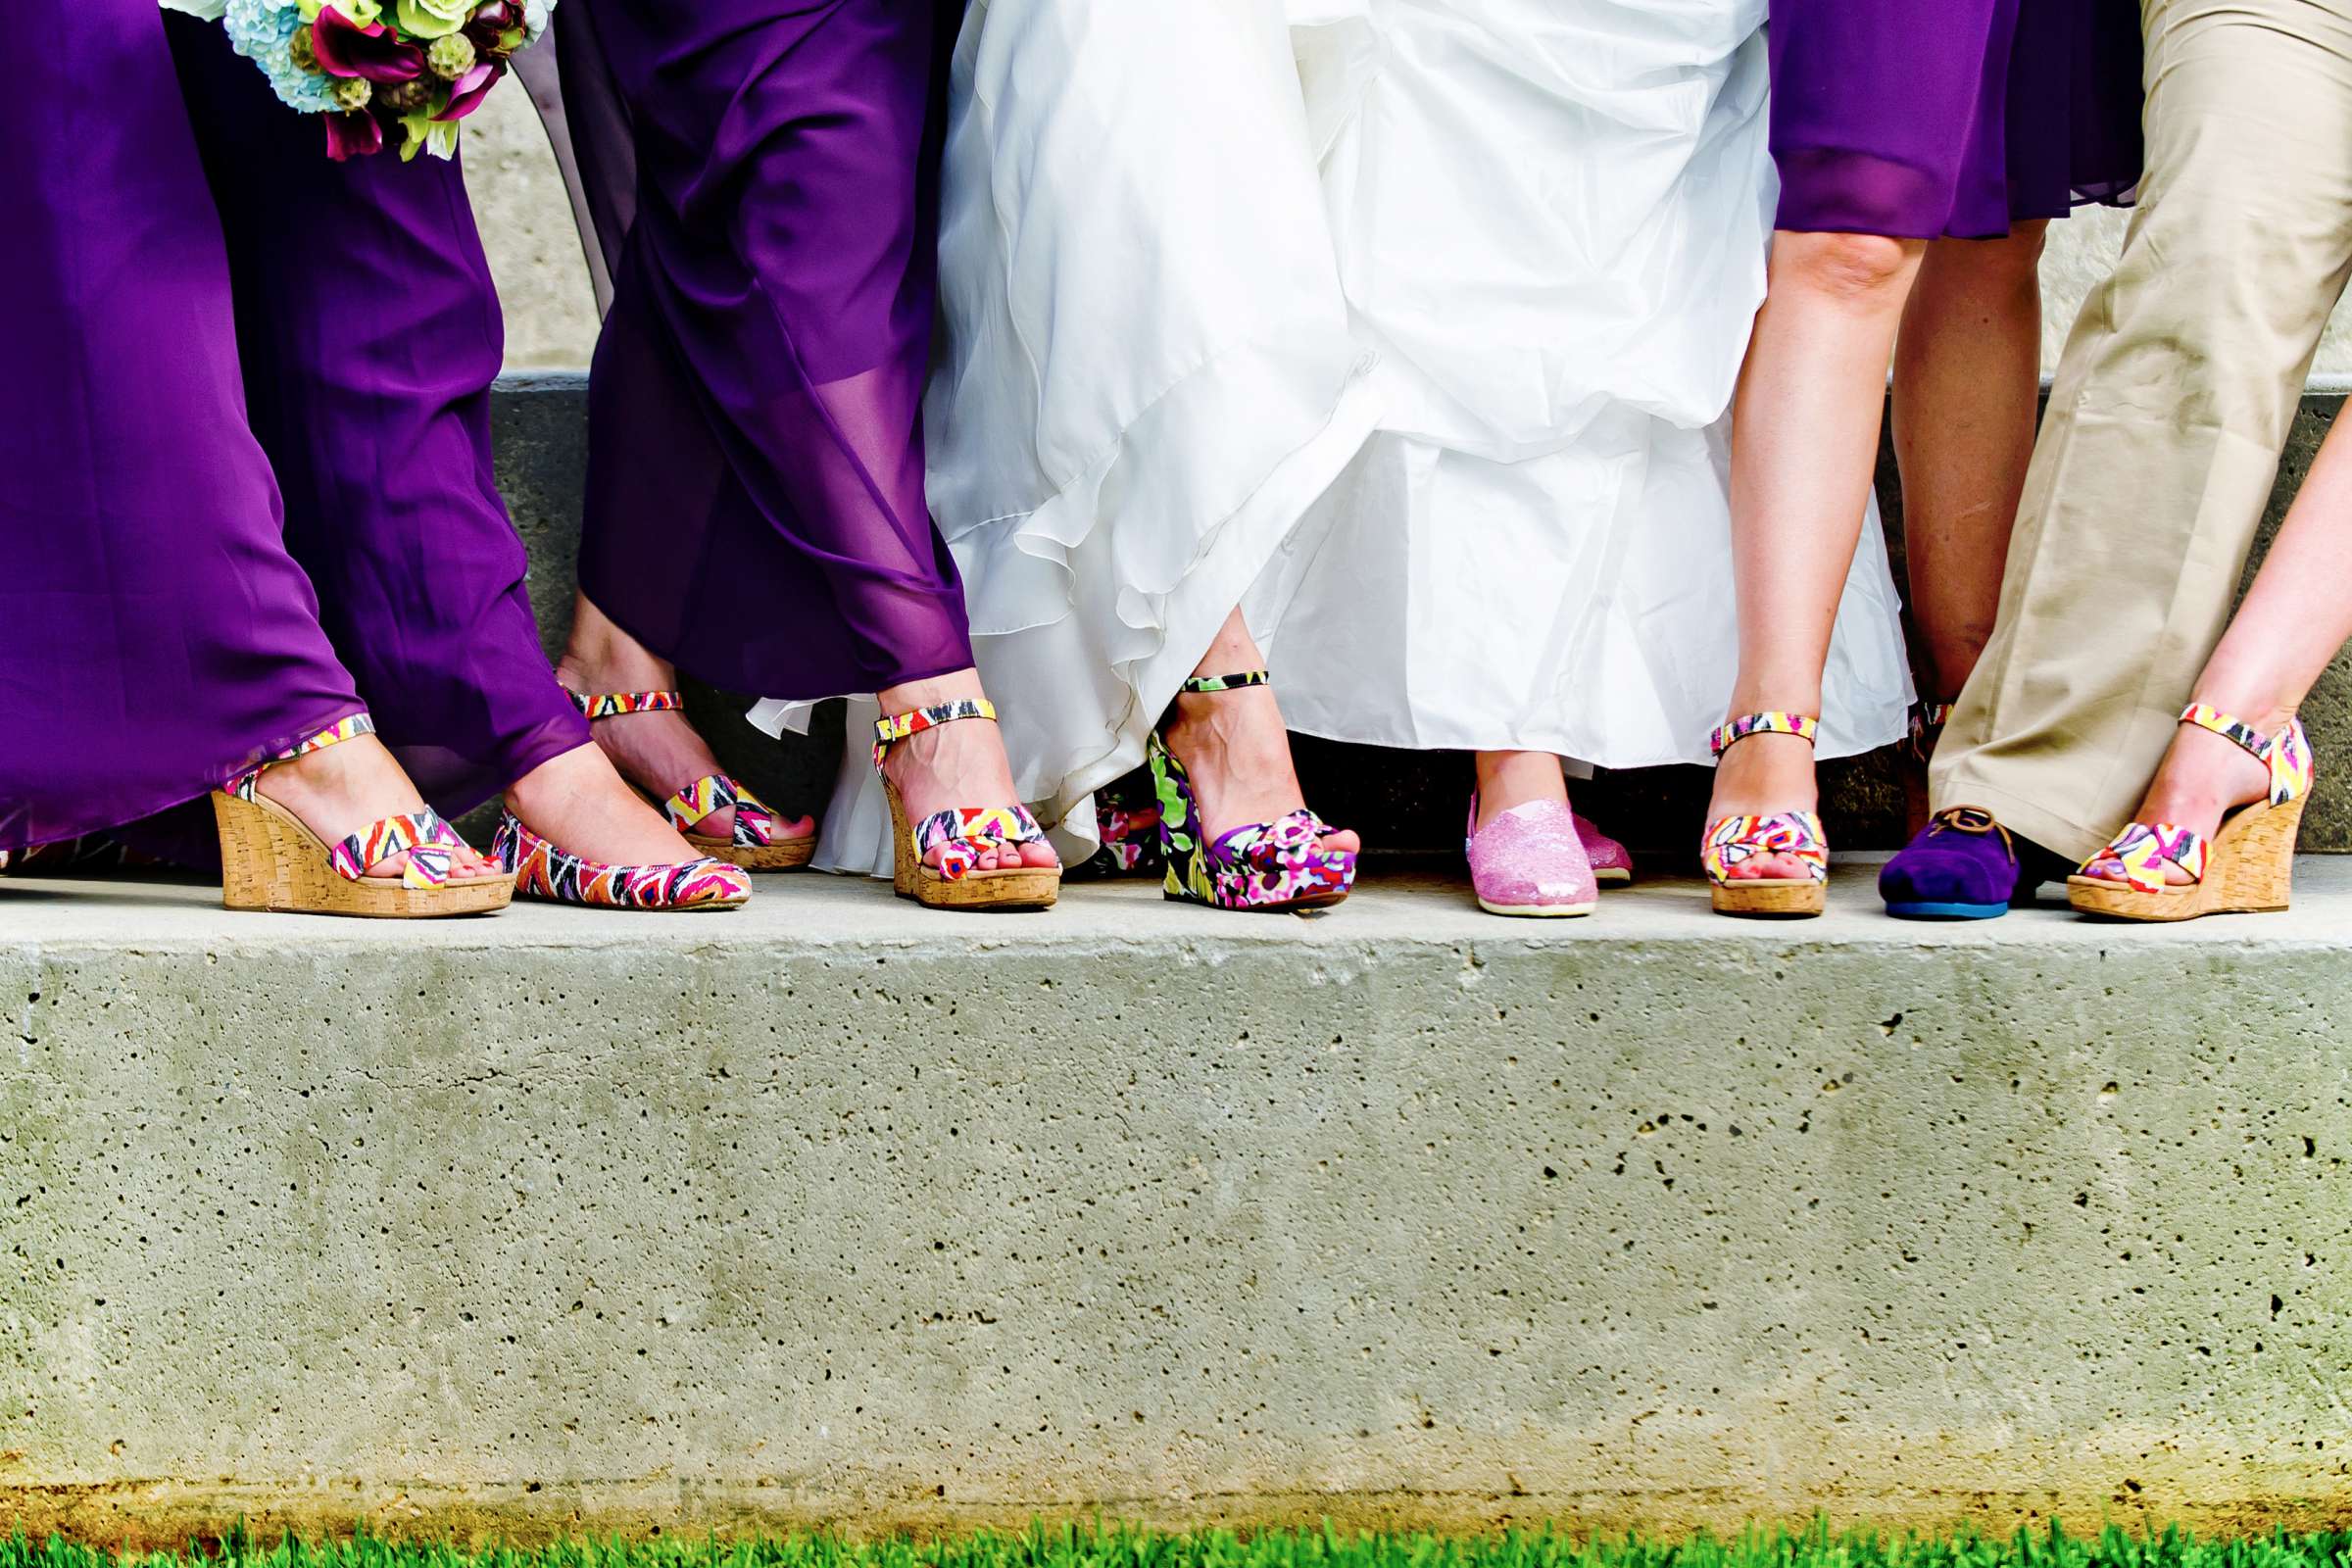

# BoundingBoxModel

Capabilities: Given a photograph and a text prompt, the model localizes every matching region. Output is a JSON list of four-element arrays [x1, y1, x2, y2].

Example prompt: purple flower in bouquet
[[322, 110, 385, 160], [311, 5, 425, 81], [435, 59, 506, 122]]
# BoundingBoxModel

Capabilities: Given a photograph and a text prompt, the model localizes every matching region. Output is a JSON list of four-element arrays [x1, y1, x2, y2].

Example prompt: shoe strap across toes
[[2089, 704, 2313, 894], [662, 771, 783, 849]]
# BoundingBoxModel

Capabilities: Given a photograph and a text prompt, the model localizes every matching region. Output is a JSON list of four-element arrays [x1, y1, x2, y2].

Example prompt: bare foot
[[2080, 710, 2278, 886], [1474, 751, 1569, 830], [507, 743, 708, 867], [876, 668, 1058, 874], [1703, 729, 1818, 881], [558, 594, 814, 847], [256, 734, 502, 883]]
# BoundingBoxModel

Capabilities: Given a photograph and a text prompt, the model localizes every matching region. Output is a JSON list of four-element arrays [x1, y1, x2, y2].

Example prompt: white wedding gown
[[762, 0, 1913, 875]]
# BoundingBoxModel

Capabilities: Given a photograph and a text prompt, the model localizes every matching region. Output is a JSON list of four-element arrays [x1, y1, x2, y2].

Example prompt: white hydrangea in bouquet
[[163, 0, 552, 162]]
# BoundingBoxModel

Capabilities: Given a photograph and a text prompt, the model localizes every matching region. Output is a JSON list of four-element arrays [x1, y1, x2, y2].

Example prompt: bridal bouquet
[[163, 0, 551, 161]]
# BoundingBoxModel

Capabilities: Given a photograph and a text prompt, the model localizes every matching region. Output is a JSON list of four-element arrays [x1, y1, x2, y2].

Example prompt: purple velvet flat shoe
[[1879, 806, 2023, 919]]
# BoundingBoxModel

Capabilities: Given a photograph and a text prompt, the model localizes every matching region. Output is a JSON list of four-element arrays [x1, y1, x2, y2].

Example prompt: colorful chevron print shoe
[[1701, 711, 1828, 918], [1149, 671, 1356, 912], [212, 713, 513, 919], [568, 689, 816, 871], [2068, 704, 2313, 923], [490, 810, 751, 912], [872, 698, 1059, 911]]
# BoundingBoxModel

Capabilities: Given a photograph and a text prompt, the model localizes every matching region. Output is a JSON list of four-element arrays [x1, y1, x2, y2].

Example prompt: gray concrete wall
[[463, 91, 2352, 376], [5, 864, 2352, 1545]]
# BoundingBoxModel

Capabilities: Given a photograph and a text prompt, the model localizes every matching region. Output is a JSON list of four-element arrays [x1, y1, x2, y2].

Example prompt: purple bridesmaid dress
[[551, 0, 973, 701], [1769, 0, 2143, 239], [0, 1, 365, 853], [167, 18, 591, 819]]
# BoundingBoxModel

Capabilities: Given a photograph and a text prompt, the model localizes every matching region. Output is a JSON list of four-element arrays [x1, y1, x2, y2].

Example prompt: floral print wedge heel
[[1148, 671, 1356, 912]]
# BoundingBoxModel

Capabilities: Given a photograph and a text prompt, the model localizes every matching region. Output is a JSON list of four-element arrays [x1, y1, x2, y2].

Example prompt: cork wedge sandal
[[569, 689, 816, 870], [1702, 712, 1829, 918], [873, 698, 1059, 911], [2069, 704, 2313, 923], [212, 714, 512, 918]]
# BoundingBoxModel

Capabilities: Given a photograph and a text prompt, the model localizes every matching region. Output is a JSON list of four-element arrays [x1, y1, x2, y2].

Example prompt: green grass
[[10, 1524, 2352, 1568]]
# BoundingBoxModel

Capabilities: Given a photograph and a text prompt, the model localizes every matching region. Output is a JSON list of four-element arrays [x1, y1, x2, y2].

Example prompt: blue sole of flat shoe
[[1884, 900, 2008, 920]]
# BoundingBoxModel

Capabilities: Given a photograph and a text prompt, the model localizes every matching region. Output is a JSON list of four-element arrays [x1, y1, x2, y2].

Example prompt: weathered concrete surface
[[488, 381, 2352, 858], [5, 864, 2352, 1544]]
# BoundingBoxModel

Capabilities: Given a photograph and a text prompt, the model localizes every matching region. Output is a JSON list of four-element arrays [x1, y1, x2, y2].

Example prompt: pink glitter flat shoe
[[1575, 811, 1633, 885], [1466, 795, 1596, 918]]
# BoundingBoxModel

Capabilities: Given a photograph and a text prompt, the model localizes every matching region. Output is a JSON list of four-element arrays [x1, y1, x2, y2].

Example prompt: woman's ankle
[[878, 666, 986, 713], [1474, 752, 1568, 826], [560, 597, 678, 694], [2140, 723, 2273, 829]]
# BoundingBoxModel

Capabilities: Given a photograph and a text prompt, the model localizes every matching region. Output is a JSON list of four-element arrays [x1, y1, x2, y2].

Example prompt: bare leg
[[1474, 751, 1568, 827], [1162, 608, 1359, 856], [1708, 229, 1927, 877], [259, 735, 505, 882], [875, 667, 1060, 872], [558, 590, 816, 853], [2084, 414, 2352, 883], [1894, 222, 2049, 702]]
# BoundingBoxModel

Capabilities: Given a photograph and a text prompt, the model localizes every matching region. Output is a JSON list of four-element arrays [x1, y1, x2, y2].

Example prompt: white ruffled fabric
[[758, 0, 1913, 875]]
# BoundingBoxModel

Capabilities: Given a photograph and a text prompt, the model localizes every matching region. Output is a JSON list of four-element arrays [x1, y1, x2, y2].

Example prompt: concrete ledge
[[488, 385, 2352, 858], [6, 866, 2350, 1543]]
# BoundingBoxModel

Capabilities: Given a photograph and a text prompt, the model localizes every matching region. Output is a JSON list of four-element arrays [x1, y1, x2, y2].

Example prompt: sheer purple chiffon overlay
[[553, 0, 972, 700]]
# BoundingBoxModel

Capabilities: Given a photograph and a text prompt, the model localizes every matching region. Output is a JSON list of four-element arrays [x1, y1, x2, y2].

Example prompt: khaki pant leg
[[1931, 0, 2352, 861]]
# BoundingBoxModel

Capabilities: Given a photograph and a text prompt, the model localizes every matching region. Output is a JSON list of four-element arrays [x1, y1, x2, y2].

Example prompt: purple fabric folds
[[169, 15, 589, 820], [554, 0, 973, 700], [0, 0, 366, 852], [1769, 0, 2143, 239]]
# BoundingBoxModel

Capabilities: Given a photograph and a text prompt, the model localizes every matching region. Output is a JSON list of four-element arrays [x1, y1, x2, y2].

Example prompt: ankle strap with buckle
[[569, 689, 684, 720], [224, 711, 378, 800], [1180, 669, 1271, 695], [1709, 711, 1819, 759], [2180, 703, 2312, 806], [872, 697, 998, 770]]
